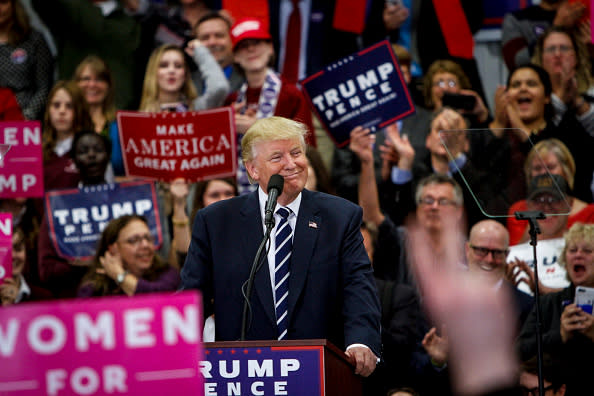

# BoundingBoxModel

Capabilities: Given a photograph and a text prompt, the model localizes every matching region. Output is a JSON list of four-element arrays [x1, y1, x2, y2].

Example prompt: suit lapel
[[240, 192, 276, 327], [287, 190, 320, 323]]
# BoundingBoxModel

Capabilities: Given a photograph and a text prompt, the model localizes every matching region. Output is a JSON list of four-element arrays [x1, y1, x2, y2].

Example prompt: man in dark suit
[[181, 116, 381, 377]]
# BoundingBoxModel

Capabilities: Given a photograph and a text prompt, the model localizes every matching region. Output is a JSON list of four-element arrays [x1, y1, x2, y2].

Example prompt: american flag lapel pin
[[308, 220, 318, 229]]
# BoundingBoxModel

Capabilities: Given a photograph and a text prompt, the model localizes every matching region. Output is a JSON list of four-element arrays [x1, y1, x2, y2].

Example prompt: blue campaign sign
[[202, 345, 323, 395], [302, 40, 415, 147], [45, 181, 162, 260]]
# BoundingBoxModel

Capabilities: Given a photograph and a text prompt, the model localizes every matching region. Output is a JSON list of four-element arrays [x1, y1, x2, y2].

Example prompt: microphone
[[264, 174, 284, 228]]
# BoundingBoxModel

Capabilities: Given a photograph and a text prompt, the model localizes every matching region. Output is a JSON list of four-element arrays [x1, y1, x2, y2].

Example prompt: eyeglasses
[[433, 79, 458, 88], [469, 244, 508, 260], [120, 234, 155, 246], [521, 384, 554, 396], [417, 196, 457, 207], [543, 45, 574, 54]]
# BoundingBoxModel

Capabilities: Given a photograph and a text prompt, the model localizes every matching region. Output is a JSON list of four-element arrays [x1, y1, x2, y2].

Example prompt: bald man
[[465, 220, 533, 325], [420, 220, 534, 394]]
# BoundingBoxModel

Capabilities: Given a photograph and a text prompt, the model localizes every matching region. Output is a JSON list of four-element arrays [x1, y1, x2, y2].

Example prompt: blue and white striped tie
[[274, 207, 293, 340]]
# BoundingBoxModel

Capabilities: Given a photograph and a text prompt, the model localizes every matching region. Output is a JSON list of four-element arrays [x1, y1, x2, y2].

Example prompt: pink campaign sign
[[0, 213, 12, 280], [0, 121, 44, 198], [0, 291, 204, 395]]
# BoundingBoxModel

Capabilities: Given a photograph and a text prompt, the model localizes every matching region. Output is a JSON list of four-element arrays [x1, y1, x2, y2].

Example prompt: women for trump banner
[[0, 121, 43, 198], [0, 291, 204, 395], [116, 108, 236, 182], [44, 181, 162, 260]]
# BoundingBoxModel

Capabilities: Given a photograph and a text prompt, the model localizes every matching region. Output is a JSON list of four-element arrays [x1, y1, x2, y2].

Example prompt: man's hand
[[348, 126, 374, 164], [384, 123, 415, 171], [422, 327, 448, 367], [553, 1, 585, 28], [506, 258, 560, 295], [0, 277, 18, 306], [383, 2, 409, 31], [345, 346, 377, 377]]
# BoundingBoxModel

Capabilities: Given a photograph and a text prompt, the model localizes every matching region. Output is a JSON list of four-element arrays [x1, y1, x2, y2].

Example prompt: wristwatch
[[116, 270, 129, 285]]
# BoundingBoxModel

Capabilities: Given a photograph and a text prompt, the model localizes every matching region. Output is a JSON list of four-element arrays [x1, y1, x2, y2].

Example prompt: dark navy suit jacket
[[181, 189, 381, 354]]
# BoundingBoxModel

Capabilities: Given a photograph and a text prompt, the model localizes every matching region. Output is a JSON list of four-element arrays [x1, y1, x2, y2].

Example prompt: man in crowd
[[194, 11, 244, 93], [180, 116, 381, 377]]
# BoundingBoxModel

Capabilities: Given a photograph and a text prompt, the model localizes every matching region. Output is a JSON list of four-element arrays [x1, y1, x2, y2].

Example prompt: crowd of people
[[1, 1, 594, 395]]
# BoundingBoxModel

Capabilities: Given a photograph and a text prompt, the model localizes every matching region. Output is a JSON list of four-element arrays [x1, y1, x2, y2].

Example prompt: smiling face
[[113, 219, 155, 277], [541, 32, 576, 76], [77, 65, 109, 107], [234, 39, 274, 74], [245, 138, 308, 206], [49, 88, 74, 136], [565, 238, 594, 287], [157, 49, 186, 97], [507, 67, 549, 126], [196, 18, 233, 67], [465, 220, 509, 282]]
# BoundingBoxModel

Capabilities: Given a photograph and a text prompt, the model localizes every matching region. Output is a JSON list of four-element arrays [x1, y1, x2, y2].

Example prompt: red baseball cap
[[230, 18, 272, 51]]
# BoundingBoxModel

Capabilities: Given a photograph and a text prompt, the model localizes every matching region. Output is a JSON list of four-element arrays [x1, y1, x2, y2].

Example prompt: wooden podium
[[203, 339, 362, 396]]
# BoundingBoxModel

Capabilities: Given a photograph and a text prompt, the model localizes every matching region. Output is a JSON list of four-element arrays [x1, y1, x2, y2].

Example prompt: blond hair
[[138, 44, 198, 112], [524, 139, 576, 190], [559, 223, 594, 270], [241, 117, 307, 164]]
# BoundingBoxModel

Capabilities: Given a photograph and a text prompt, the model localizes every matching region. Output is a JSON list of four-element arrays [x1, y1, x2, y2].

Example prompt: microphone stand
[[514, 210, 546, 396], [240, 217, 274, 341]]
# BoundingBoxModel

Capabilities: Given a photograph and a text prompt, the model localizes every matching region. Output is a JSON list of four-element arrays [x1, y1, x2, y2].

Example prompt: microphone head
[[267, 174, 284, 194]]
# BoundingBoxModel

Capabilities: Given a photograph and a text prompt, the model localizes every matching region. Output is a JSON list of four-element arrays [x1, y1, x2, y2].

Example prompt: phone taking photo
[[575, 286, 594, 314], [442, 93, 476, 111]]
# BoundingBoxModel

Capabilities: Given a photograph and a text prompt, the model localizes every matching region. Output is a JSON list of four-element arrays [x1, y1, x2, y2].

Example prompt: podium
[[202, 339, 362, 396]]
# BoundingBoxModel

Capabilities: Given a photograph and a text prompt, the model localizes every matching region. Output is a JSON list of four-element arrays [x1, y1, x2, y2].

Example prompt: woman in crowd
[[1, 225, 52, 305], [225, 18, 314, 194], [73, 55, 116, 136], [532, 26, 594, 136], [507, 139, 594, 245], [138, 42, 228, 112], [305, 145, 334, 195], [38, 130, 110, 298], [422, 59, 490, 125], [78, 214, 179, 297], [490, 64, 594, 204], [42, 80, 93, 191], [167, 176, 237, 268], [517, 222, 594, 395], [0, 197, 42, 284], [0, 0, 53, 120]]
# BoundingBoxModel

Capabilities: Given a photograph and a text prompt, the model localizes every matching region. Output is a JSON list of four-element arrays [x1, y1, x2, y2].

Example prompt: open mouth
[[573, 264, 586, 275]]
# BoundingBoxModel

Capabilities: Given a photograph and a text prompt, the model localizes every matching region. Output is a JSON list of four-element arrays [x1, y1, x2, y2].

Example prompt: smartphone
[[575, 286, 594, 314], [442, 93, 476, 111]]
